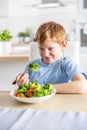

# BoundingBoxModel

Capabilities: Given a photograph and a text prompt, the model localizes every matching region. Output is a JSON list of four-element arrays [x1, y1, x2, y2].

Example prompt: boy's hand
[[14, 73, 29, 86]]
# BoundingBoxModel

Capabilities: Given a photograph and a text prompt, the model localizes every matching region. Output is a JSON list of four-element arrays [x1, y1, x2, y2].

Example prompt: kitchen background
[[0, 0, 87, 90]]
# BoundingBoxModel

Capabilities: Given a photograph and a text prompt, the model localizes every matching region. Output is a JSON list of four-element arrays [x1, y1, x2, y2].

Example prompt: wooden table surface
[[1, 91, 87, 112]]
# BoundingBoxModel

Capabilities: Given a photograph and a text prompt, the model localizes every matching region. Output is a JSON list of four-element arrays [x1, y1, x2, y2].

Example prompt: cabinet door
[[0, 0, 9, 17]]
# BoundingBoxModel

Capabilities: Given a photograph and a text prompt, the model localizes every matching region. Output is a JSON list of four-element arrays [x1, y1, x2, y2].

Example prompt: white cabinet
[[0, 0, 9, 17], [0, 60, 27, 91]]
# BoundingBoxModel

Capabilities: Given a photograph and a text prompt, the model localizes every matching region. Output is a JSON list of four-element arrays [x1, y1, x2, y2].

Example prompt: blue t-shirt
[[24, 57, 87, 85]]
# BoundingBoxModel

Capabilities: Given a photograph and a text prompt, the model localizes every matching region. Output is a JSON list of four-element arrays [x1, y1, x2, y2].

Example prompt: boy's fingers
[[19, 73, 29, 82], [16, 73, 24, 81], [21, 78, 29, 85], [16, 73, 29, 85], [12, 73, 29, 85], [12, 73, 24, 85]]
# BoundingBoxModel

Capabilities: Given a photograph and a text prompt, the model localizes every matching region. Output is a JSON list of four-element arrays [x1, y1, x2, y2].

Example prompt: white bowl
[[10, 89, 56, 103]]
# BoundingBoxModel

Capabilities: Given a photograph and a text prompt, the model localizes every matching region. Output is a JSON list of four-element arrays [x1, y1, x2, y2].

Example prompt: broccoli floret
[[19, 93, 25, 97], [33, 86, 44, 97], [43, 83, 53, 94], [44, 89, 49, 96], [19, 86, 27, 93], [29, 62, 40, 71], [19, 85, 24, 89], [31, 80, 38, 85]]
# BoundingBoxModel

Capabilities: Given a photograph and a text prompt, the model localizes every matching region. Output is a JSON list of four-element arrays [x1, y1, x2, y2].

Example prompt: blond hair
[[35, 21, 66, 45]]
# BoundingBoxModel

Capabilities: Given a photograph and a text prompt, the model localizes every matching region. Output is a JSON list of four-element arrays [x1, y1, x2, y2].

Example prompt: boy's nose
[[44, 50, 50, 56]]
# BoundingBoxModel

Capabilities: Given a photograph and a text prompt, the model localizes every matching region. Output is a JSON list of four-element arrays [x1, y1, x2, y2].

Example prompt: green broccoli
[[43, 83, 54, 95], [17, 81, 54, 98], [29, 62, 40, 71], [44, 89, 49, 96], [33, 86, 44, 97], [19, 86, 27, 94]]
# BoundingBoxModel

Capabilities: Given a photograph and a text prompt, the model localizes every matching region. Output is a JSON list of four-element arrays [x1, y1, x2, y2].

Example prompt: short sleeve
[[63, 57, 83, 80], [81, 72, 87, 79]]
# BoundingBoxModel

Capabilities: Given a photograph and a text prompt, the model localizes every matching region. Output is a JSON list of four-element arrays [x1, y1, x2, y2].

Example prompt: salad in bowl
[[10, 81, 56, 103]]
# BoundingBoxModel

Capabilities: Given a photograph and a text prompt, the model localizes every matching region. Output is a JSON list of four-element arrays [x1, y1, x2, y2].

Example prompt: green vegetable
[[43, 83, 54, 94], [19, 86, 27, 93], [30, 80, 38, 85], [0, 29, 12, 41], [19, 85, 24, 89], [44, 89, 49, 96], [33, 85, 44, 97], [19, 93, 25, 97], [29, 62, 40, 71], [17, 80, 54, 98]]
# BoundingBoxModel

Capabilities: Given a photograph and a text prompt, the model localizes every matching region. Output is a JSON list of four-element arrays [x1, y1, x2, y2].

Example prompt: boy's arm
[[53, 74, 87, 94]]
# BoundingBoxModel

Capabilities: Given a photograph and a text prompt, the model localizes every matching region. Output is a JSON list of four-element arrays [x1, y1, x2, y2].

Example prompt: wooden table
[[1, 91, 87, 112]]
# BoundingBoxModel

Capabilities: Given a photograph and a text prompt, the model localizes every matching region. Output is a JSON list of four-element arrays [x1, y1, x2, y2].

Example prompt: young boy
[[14, 21, 87, 93]]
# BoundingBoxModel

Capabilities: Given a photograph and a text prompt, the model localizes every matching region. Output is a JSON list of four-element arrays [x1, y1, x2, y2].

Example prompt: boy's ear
[[61, 41, 67, 50]]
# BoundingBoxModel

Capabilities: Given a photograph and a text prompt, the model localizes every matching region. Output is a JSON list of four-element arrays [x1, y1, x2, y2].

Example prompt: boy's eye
[[39, 47, 55, 52], [39, 48, 44, 51], [48, 48, 54, 51]]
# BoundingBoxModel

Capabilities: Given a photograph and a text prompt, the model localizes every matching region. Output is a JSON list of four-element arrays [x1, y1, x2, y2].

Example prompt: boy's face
[[38, 38, 66, 64]]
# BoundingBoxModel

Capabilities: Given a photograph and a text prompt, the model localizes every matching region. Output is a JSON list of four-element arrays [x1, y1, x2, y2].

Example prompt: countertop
[[0, 43, 30, 61], [1, 91, 87, 112]]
